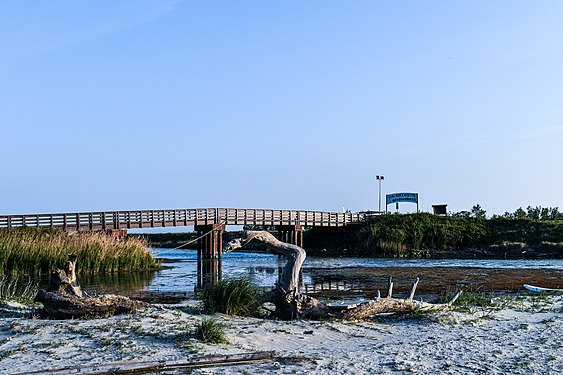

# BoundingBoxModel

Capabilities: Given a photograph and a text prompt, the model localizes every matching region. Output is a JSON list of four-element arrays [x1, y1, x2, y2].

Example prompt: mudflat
[[309, 266, 563, 296]]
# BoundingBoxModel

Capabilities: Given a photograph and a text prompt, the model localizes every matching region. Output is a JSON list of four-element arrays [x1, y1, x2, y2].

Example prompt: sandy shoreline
[[0, 291, 561, 374]]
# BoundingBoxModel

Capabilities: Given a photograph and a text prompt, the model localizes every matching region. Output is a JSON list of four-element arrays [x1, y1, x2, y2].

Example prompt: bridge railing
[[0, 208, 365, 232]]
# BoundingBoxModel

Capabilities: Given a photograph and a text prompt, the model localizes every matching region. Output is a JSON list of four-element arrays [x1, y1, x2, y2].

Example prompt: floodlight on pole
[[376, 175, 384, 213]]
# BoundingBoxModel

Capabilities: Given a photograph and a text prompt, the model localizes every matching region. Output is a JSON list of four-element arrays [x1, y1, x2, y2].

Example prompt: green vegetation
[[354, 213, 487, 257], [200, 277, 261, 316], [495, 205, 563, 221], [194, 317, 229, 344], [0, 227, 157, 275], [306, 207, 563, 258], [0, 276, 38, 304], [447, 290, 496, 313]]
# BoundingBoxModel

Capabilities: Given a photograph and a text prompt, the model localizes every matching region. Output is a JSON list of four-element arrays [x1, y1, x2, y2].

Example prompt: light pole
[[376, 175, 384, 213]]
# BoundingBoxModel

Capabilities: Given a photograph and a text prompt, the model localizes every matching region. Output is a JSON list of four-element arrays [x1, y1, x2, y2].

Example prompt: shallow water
[[26, 248, 563, 296], [143, 248, 563, 293]]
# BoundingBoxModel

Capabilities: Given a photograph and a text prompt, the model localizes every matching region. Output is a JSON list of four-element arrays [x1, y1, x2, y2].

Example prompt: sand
[[0, 293, 561, 374]]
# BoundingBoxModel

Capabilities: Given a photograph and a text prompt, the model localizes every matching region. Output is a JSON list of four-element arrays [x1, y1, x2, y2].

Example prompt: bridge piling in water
[[276, 224, 304, 248], [195, 223, 225, 288]]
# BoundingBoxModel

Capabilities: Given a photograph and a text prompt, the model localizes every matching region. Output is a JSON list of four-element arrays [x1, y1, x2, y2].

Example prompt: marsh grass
[[503, 292, 563, 313], [453, 291, 495, 313], [0, 227, 156, 275], [0, 276, 38, 304], [436, 287, 498, 316], [194, 317, 228, 344], [200, 278, 261, 316]]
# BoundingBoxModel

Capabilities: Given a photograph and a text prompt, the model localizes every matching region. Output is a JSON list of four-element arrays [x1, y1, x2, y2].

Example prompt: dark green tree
[[514, 207, 526, 219], [471, 204, 486, 219], [526, 206, 540, 220]]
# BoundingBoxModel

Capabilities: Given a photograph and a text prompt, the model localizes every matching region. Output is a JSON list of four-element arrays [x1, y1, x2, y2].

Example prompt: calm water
[[142, 248, 563, 293], [31, 248, 560, 295]]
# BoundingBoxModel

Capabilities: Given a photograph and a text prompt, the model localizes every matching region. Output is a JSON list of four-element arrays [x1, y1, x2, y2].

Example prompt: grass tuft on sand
[[200, 278, 262, 316], [194, 317, 229, 344]]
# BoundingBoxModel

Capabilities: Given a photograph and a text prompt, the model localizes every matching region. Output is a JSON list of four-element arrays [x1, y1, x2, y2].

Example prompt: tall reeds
[[0, 227, 156, 275]]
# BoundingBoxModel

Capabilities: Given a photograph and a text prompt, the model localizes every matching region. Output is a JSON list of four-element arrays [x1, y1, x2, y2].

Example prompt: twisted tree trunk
[[225, 231, 328, 320]]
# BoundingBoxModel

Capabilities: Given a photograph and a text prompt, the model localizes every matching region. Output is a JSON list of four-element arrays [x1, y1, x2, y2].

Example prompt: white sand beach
[[0, 293, 561, 374]]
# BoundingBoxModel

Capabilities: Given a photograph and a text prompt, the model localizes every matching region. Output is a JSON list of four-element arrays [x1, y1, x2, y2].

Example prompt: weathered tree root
[[342, 277, 462, 321], [35, 254, 148, 319]]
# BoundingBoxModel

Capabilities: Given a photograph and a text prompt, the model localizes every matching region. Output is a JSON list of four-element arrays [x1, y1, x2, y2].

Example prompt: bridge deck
[[0, 208, 364, 232]]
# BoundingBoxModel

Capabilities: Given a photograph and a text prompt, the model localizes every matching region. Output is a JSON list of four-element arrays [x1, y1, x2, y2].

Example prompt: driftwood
[[225, 232, 461, 320], [47, 254, 83, 297], [34, 254, 147, 319], [225, 231, 329, 320], [14, 351, 276, 375], [342, 277, 462, 321]]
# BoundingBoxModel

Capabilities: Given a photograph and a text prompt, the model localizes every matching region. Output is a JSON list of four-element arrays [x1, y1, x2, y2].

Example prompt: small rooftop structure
[[432, 204, 448, 216]]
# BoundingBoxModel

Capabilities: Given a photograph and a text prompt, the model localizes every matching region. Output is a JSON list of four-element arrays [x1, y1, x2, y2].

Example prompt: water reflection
[[17, 248, 563, 296], [14, 268, 156, 296], [78, 271, 156, 295]]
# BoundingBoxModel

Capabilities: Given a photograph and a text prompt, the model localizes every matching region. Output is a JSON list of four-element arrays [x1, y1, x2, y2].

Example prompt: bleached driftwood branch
[[342, 277, 462, 321]]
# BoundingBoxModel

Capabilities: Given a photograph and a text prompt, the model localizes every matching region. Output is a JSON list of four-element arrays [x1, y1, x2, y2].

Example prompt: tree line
[[452, 204, 563, 221]]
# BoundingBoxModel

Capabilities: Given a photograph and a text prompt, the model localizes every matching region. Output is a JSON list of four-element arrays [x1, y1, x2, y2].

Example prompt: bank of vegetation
[[0, 227, 157, 275], [134, 205, 563, 259], [305, 206, 563, 259]]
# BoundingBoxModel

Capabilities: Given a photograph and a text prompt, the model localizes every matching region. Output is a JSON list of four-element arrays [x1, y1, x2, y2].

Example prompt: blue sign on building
[[386, 192, 419, 205]]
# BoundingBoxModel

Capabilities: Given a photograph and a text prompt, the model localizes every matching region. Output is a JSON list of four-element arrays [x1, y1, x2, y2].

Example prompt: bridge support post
[[195, 223, 225, 289], [275, 224, 303, 248]]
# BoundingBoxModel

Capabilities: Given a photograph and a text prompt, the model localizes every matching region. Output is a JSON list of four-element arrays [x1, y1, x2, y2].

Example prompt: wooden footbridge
[[0, 208, 366, 287], [0, 208, 363, 232]]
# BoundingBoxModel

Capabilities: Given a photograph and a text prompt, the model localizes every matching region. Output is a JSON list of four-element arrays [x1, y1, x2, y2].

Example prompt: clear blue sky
[[2, 1, 563, 216]]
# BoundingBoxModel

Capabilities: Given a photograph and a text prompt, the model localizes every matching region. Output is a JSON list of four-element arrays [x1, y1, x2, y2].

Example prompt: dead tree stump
[[35, 254, 148, 319], [46, 254, 83, 297]]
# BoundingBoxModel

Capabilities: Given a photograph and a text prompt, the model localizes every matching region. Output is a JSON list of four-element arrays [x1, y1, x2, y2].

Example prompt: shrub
[[200, 278, 261, 316]]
